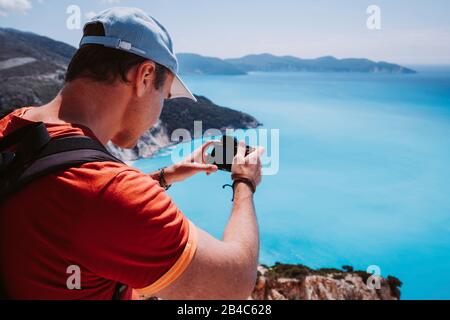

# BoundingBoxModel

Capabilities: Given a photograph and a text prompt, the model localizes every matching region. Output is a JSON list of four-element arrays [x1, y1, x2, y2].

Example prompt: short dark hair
[[65, 22, 169, 89]]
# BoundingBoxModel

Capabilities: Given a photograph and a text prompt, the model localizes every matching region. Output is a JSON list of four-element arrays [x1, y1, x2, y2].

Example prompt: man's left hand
[[150, 140, 219, 185]]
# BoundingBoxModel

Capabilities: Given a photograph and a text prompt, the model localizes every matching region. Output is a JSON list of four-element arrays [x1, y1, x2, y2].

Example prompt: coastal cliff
[[250, 264, 401, 300]]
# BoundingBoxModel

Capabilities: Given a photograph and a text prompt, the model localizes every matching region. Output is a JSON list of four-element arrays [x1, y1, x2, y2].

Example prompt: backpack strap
[[0, 122, 51, 163], [11, 137, 124, 194], [0, 124, 125, 200]]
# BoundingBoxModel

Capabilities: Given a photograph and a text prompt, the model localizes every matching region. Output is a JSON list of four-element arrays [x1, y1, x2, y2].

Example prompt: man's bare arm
[[138, 142, 263, 300], [152, 183, 258, 300]]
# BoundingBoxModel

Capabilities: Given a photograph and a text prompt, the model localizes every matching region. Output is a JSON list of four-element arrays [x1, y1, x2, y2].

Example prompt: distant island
[[176, 53, 247, 76], [177, 53, 416, 75]]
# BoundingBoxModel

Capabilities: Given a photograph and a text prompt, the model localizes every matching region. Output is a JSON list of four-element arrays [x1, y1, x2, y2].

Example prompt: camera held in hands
[[205, 136, 254, 172]]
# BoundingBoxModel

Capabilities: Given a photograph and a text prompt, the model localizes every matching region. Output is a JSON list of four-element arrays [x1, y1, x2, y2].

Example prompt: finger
[[201, 140, 219, 153], [183, 140, 220, 163], [256, 146, 266, 157], [206, 164, 219, 172], [200, 140, 219, 164], [206, 165, 218, 176], [203, 139, 221, 147], [247, 146, 265, 164], [187, 162, 218, 172], [234, 141, 246, 164]]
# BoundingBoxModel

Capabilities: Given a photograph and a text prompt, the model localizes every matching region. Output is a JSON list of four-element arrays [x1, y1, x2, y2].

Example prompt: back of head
[[65, 22, 168, 89]]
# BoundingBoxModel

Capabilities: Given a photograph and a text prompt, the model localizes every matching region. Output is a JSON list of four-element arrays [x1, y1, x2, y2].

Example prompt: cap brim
[[169, 74, 197, 102]]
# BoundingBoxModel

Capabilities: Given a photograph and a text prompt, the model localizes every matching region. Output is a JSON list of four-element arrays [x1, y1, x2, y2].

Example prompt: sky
[[0, 0, 449, 65]]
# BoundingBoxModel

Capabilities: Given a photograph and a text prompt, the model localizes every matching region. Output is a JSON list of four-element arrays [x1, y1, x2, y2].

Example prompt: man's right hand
[[146, 140, 265, 300], [231, 141, 265, 191]]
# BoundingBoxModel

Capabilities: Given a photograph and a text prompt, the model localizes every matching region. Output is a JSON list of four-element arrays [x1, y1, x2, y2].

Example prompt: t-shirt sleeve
[[71, 167, 198, 293]]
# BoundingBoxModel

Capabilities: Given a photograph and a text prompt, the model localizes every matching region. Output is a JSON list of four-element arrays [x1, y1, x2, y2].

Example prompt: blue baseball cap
[[79, 7, 197, 102]]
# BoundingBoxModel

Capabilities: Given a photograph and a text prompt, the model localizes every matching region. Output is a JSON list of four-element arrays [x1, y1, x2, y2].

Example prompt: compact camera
[[205, 136, 254, 172]]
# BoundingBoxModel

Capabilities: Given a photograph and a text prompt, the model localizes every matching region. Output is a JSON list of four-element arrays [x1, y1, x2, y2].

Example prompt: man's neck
[[23, 79, 130, 145]]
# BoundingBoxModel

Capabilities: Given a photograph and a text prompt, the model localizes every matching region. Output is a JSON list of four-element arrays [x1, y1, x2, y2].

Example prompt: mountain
[[175, 53, 416, 75], [0, 28, 260, 160], [0, 28, 76, 109], [0, 28, 75, 67], [225, 54, 416, 74], [176, 53, 246, 75]]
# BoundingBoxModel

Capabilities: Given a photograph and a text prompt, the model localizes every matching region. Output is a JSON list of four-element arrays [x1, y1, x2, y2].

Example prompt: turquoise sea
[[133, 67, 450, 299]]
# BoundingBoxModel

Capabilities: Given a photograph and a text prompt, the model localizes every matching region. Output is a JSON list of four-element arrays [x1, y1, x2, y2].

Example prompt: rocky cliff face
[[251, 264, 401, 300]]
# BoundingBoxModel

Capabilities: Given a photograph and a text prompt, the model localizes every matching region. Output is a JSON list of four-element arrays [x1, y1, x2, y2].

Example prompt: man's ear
[[134, 61, 156, 98]]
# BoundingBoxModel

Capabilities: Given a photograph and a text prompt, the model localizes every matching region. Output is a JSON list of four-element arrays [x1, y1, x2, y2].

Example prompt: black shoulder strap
[[0, 123, 125, 200], [12, 137, 124, 193]]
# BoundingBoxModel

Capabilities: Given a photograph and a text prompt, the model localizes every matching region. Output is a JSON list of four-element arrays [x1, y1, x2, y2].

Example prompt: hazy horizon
[[1, 25, 447, 68]]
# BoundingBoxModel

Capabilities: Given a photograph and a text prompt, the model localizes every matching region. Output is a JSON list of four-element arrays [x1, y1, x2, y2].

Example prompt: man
[[0, 7, 263, 299]]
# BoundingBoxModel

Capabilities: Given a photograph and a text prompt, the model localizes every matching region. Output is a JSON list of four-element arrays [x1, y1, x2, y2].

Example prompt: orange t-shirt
[[0, 107, 197, 300]]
